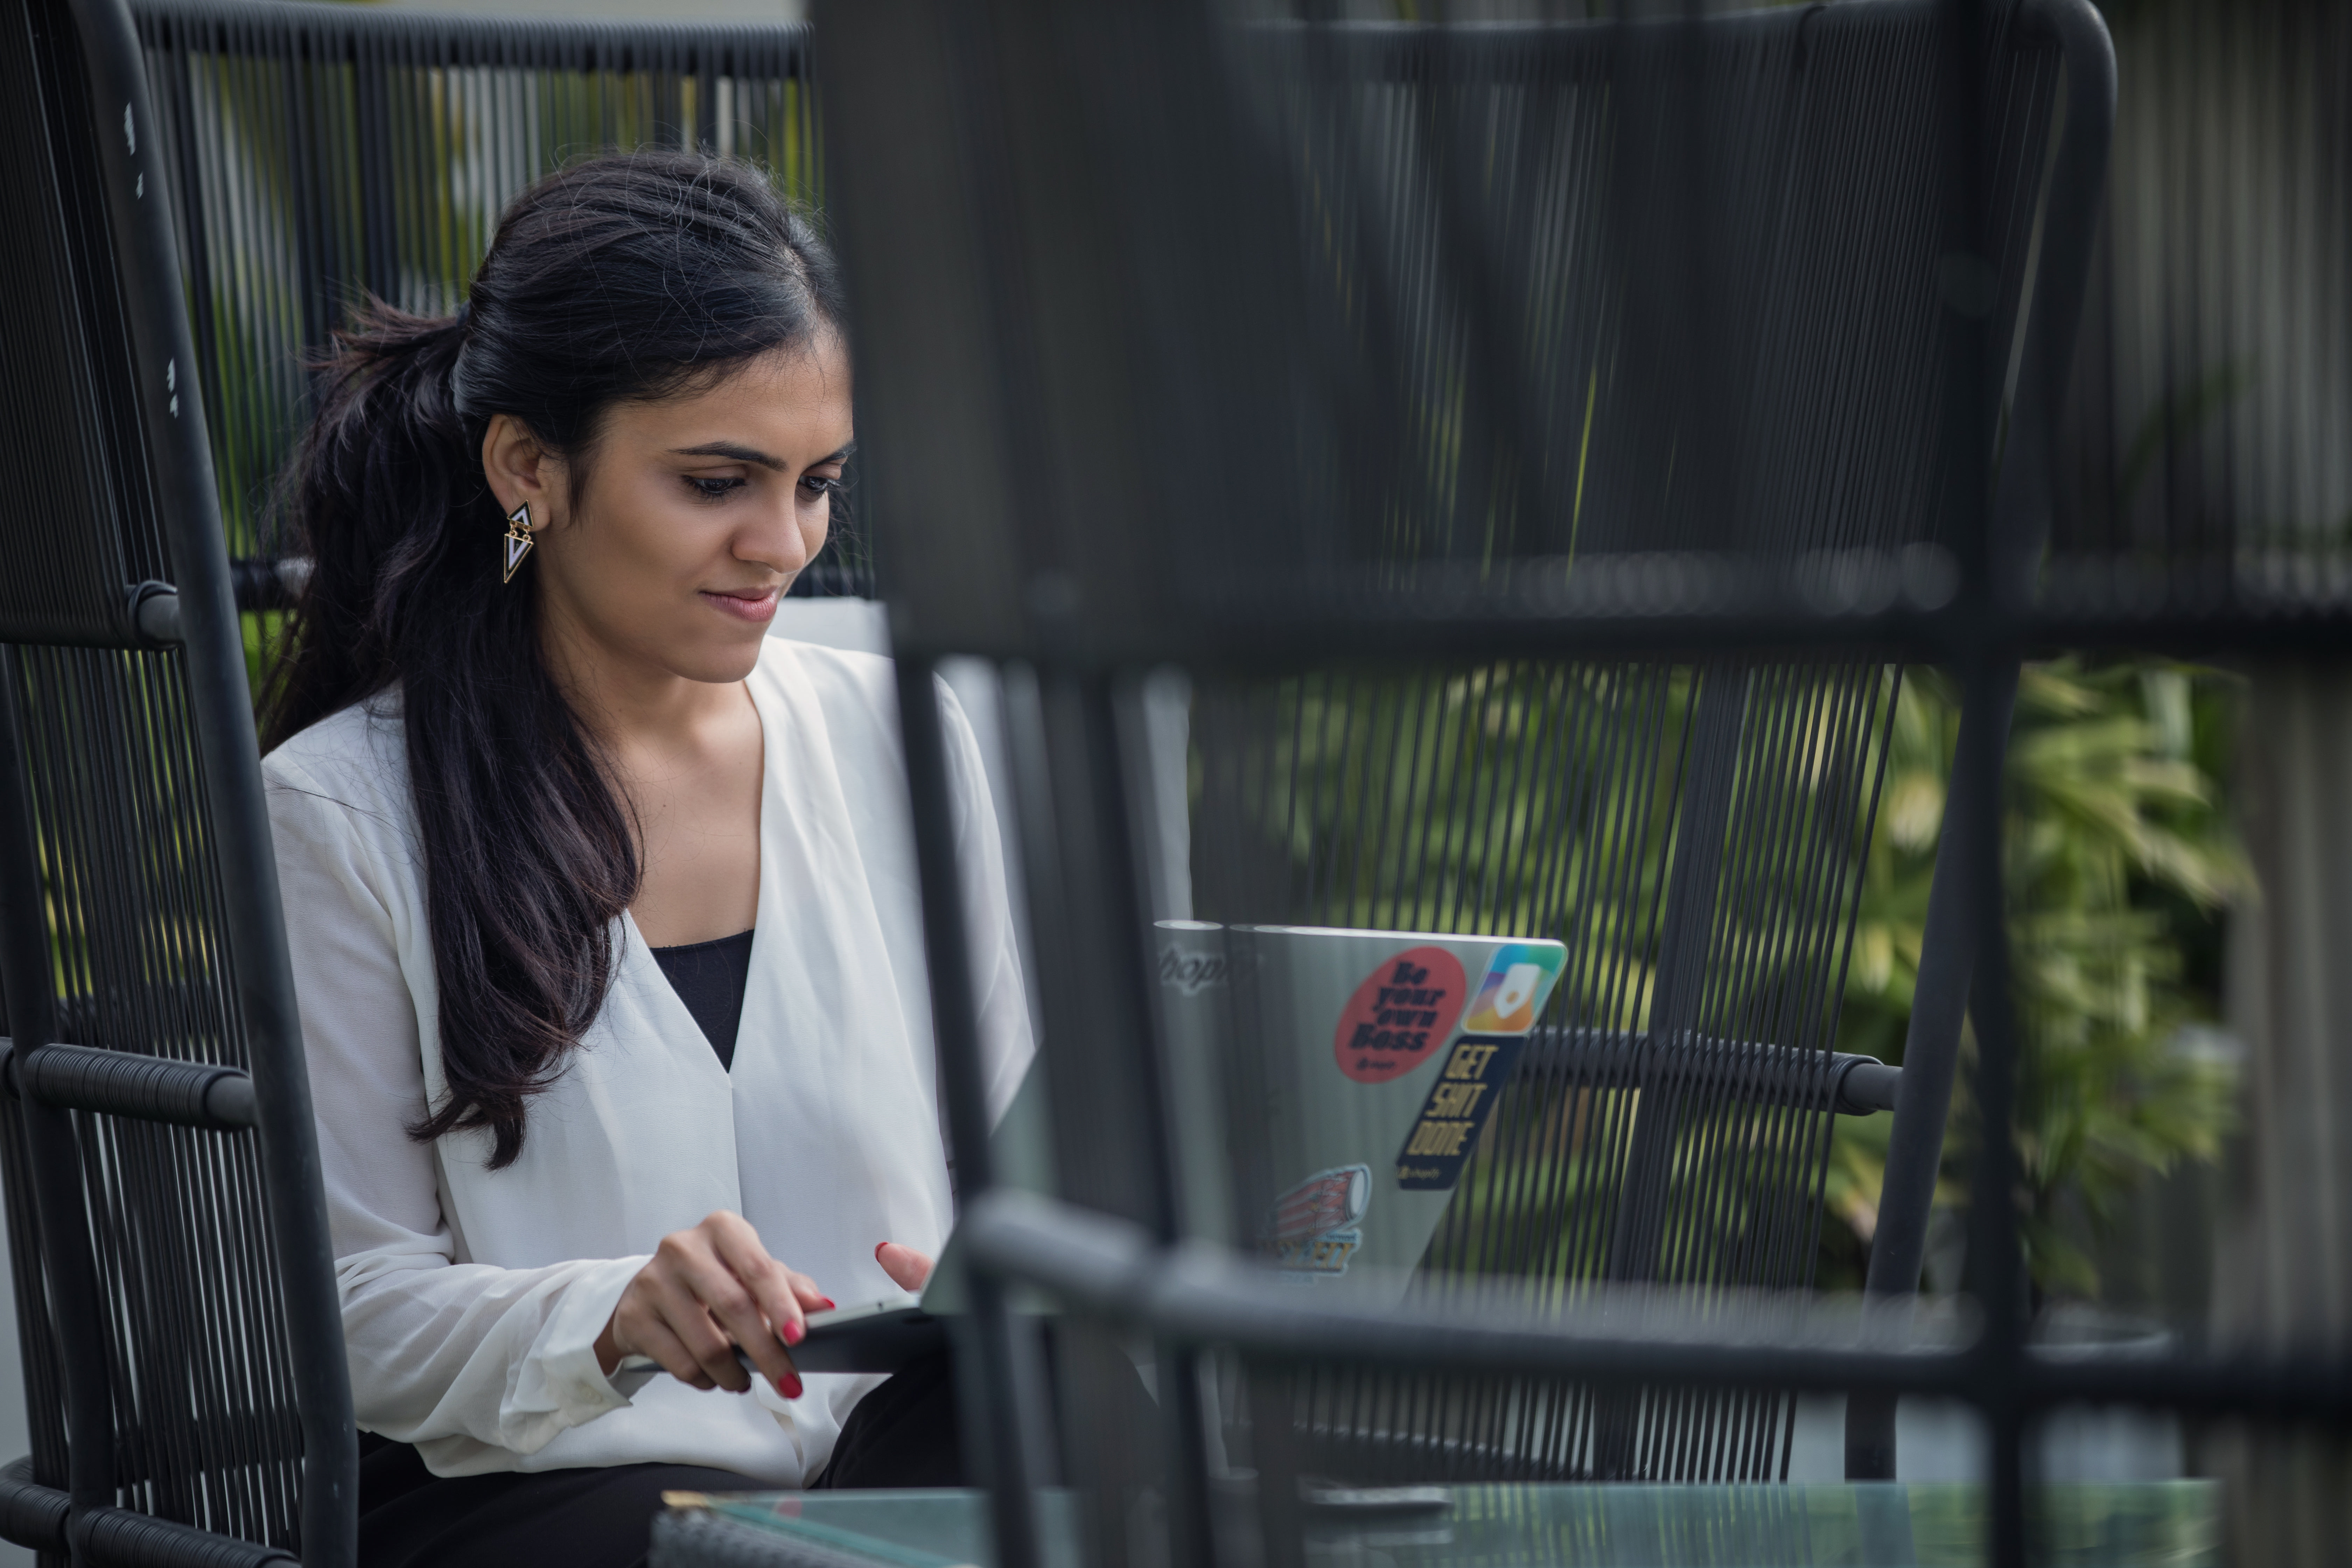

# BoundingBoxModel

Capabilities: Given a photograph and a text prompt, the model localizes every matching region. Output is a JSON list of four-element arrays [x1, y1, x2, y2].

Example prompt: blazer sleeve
[[934, 677, 1037, 1126], [263, 754, 654, 1455]]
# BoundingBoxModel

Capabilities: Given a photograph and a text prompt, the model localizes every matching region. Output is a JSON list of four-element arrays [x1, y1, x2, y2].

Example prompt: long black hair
[[262, 152, 846, 1168]]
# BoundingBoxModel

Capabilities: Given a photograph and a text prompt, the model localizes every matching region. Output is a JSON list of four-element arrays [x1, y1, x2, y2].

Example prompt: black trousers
[[356, 1351, 964, 1568]]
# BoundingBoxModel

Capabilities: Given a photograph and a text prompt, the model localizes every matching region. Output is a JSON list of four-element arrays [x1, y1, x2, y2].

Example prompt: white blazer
[[262, 638, 1032, 1484]]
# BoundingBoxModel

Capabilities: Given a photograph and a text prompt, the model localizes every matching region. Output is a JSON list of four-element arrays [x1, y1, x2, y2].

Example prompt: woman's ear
[[481, 413, 561, 525]]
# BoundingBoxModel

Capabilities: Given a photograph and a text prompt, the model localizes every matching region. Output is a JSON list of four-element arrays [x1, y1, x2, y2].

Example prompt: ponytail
[[264, 153, 844, 1168], [261, 304, 475, 741]]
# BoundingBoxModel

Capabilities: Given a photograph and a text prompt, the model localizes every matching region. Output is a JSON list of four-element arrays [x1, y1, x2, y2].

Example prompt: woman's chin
[[666, 635, 769, 686]]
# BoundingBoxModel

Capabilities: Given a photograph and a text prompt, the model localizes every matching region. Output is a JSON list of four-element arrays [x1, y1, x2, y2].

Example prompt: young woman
[[260, 153, 1031, 1566]]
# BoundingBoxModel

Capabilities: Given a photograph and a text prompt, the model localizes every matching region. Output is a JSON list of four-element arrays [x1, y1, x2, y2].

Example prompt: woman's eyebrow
[[671, 441, 787, 470], [670, 441, 856, 470]]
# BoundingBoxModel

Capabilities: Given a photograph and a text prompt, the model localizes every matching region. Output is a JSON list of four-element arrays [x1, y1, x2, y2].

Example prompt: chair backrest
[[126, 0, 861, 600], [0, 6, 833, 1561], [833, 0, 2102, 660], [1170, 0, 2108, 1487], [1191, 657, 1898, 1484], [0, 0, 349, 1562], [820, 0, 2109, 1505]]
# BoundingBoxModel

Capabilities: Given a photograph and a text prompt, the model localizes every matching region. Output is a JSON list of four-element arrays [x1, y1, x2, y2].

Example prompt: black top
[[648, 928, 756, 1071]]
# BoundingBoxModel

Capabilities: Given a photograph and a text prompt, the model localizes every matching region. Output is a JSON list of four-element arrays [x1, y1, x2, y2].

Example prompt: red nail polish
[[781, 1373, 804, 1400], [816, 1298, 837, 1312], [783, 1320, 804, 1346]]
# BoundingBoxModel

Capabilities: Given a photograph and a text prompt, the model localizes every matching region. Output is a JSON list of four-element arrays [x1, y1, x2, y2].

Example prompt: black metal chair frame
[[0, 0, 2122, 1559], [0, 0, 348, 1562], [818, 0, 2134, 1561], [0, 2, 822, 1566]]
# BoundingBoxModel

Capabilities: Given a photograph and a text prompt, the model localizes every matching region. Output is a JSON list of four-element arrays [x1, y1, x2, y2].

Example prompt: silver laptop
[[775, 922, 1566, 1371]]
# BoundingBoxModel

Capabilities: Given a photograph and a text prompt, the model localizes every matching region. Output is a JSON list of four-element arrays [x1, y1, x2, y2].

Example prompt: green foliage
[[1238, 663, 1909, 1293], [241, 610, 284, 701], [1825, 661, 2248, 1297], [1256, 664, 1693, 1019], [1228, 651, 2244, 1301]]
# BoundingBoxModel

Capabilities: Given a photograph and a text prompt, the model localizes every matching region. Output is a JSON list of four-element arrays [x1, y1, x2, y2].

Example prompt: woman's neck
[[539, 598, 769, 946], [539, 595, 749, 754]]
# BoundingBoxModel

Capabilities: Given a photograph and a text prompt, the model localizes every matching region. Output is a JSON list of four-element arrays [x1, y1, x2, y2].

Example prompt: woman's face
[[488, 338, 854, 690]]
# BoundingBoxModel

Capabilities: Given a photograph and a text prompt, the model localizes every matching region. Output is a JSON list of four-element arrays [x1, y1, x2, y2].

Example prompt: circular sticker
[[1332, 945, 1467, 1084]]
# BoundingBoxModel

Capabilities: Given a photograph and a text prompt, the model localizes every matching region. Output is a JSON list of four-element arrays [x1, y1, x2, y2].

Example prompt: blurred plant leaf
[[1830, 659, 2248, 1296]]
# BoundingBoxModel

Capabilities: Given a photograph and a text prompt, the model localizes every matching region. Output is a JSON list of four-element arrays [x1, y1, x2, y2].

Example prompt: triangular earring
[[501, 500, 535, 584]]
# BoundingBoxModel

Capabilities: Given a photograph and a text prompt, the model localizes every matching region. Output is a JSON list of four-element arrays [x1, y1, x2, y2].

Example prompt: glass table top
[[656, 1481, 2220, 1567]]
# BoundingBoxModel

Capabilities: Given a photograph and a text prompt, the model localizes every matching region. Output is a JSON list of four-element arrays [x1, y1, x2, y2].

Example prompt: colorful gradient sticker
[[1461, 944, 1566, 1035]]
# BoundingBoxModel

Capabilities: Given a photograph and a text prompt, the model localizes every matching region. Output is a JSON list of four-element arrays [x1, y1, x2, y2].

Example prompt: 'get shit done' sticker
[[1394, 1036, 1525, 1190]]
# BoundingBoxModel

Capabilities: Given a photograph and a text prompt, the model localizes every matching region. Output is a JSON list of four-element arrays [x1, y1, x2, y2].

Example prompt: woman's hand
[[876, 1242, 932, 1292], [596, 1211, 832, 1399]]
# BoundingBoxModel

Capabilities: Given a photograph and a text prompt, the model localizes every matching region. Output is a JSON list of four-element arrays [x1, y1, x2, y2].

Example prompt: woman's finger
[[644, 1268, 751, 1393], [682, 1236, 802, 1396], [699, 1215, 813, 1396], [783, 1268, 835, 1314], [875, 1241, 933, 1293], [702, 1214, 807, 1338], [620, 1310, 714, 1392]]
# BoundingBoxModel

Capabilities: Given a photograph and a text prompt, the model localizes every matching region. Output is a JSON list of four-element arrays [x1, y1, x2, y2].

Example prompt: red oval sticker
[[1332, 945, 1467, 1084]]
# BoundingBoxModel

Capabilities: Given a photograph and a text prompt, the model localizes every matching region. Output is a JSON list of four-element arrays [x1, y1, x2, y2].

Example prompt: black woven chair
[[0, 0, 349, 1563], [1167, 0, 2115, 1488], [0, 3, 824, 1566], [817, 0, 2112, 1554]]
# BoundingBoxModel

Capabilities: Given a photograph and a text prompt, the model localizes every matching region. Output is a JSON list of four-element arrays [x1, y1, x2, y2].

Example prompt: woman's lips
[[700, 587, 780, 624]]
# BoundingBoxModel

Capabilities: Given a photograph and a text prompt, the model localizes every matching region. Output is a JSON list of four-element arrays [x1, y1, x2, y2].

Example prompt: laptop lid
[[1155, 923, 1566, 1306], [794, 922, 1563, 1367]]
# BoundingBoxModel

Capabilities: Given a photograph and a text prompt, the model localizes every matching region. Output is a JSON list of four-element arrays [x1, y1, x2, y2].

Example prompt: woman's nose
[[736, 501, 812, 575]]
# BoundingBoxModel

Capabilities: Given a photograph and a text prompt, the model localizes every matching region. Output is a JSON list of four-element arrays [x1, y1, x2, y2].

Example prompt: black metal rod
[[905, 597, 2352, 676], [127, 0, 811, 80], [1845, 0, 2113, 1494], [1591, 668, 1747, 1475], [1985, 0, 2117, 600], [0, 1455, 300, 1565], [0, 1457, 69, 1555], [1525, 1028, 1898, 1117], [964, 1189, 2352, 1438], [1603, 668, 1747, 1286], [1960, 653, 2029, 1568], [891, 659, 1044, 1568], [1927, 0, 2017, 1548], [967, 1191, 1977, 1399], [1846, 661, 2019, 1480], [1100, 681, 1232, 1568], [0, 654, 118, 1560], [1106, 675, 1217, 1565], [62, 2, 357, 1561], [0, 1042, 256, 1132], [968, 1189, 2352, 1426]]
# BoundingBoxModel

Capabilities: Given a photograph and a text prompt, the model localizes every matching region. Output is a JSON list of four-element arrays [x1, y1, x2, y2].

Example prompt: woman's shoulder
[[260, 689, 412, 822]]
